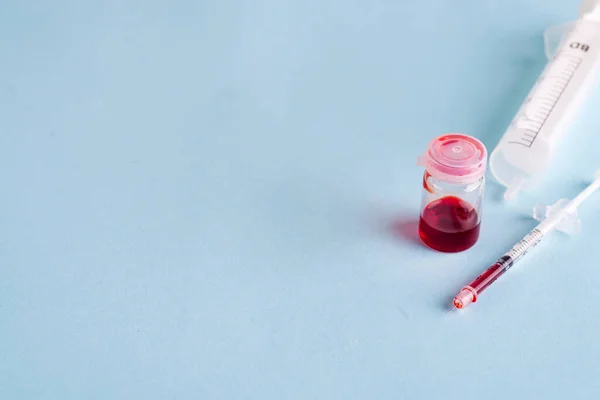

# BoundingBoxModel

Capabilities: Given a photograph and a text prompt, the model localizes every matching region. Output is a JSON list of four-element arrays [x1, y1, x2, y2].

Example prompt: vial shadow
[[388, 217, 422, 246]]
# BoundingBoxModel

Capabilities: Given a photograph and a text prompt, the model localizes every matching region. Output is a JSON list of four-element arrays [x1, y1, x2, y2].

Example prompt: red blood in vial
[[418, 196, 480, 253]]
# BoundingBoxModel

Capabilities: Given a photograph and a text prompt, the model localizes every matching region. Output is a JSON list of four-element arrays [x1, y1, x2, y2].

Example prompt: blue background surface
[[2, 0, 600, 398]]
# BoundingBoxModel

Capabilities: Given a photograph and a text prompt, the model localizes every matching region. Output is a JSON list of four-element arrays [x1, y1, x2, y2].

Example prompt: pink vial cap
[[418, 133, 487, 184]]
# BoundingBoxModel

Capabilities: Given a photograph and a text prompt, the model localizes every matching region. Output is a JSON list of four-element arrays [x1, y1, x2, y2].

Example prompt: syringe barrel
[[459, 228, 544, 306], [489, 16, 600, 198], [467, 257, 512, 296], [453, 258, 511, 309]]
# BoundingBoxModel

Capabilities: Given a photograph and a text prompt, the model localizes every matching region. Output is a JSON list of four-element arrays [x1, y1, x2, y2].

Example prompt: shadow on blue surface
[[485, 180, 510, 203], [387, 217, 421, 247]]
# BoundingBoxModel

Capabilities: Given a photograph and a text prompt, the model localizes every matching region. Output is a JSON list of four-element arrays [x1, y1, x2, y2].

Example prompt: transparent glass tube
[[418, 172, 485, 252]]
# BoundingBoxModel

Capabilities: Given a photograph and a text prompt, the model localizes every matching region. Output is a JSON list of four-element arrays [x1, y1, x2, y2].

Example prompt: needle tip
[[446, 306, 457, 316]]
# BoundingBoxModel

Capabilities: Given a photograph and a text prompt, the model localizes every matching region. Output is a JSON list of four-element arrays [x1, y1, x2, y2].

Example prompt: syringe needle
[[448, 168, 600, 311], [446, 306, 456, 316]]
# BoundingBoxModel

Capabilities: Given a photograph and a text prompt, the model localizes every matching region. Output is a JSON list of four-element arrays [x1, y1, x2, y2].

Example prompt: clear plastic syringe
[[489, 0, 600, 200], [450, 169, 600, 311]]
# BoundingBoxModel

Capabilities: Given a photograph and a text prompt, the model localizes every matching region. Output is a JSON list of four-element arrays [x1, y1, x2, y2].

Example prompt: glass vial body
[[416, 133, 488, 253], [418, 172, 485, 252]]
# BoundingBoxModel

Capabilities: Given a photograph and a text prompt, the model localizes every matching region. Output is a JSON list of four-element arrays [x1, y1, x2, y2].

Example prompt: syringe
[[450, 169, 600, 311], [489, 1, 600, 200]]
